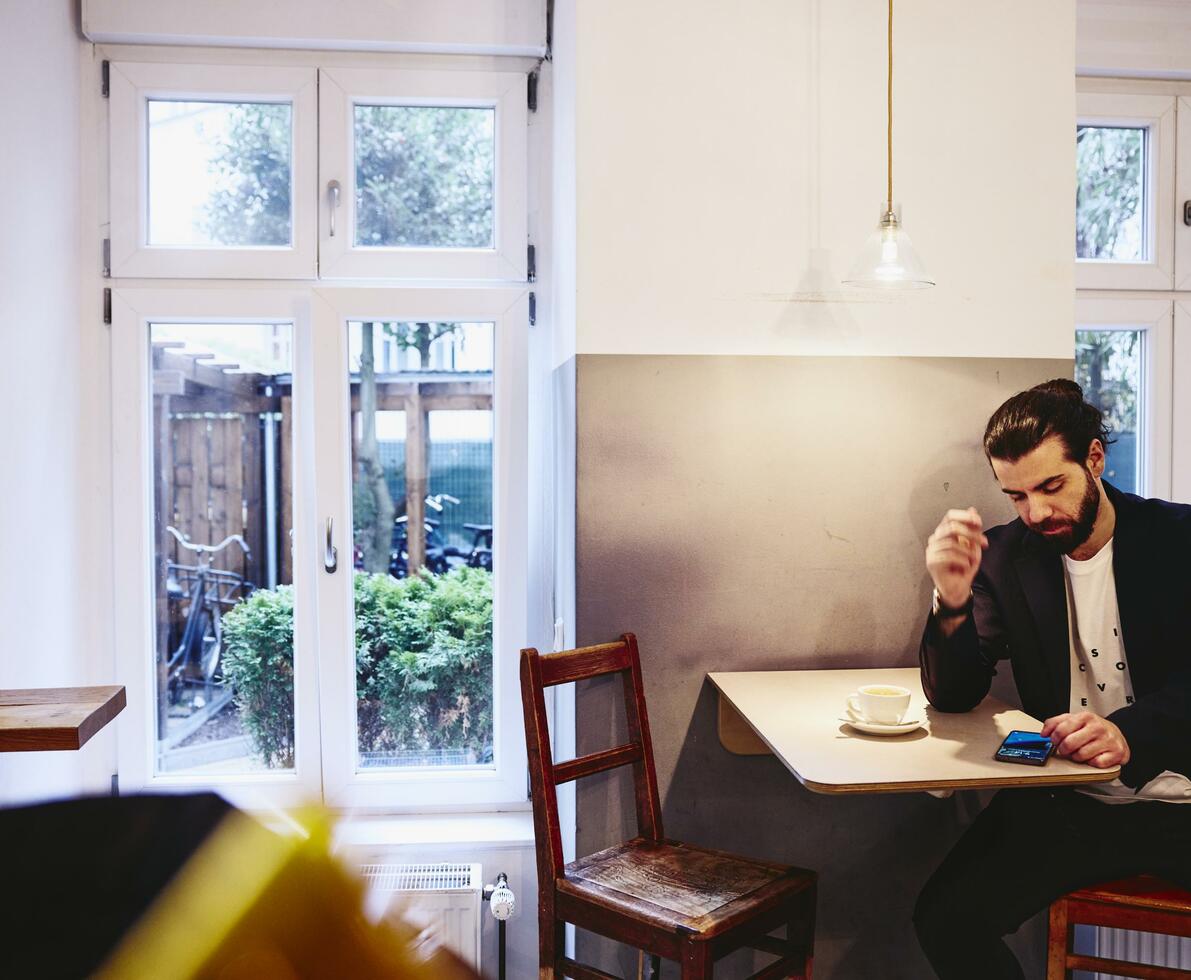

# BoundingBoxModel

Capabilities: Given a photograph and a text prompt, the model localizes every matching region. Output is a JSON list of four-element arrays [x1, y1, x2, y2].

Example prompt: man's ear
[[1086, 438, 1106, 478]]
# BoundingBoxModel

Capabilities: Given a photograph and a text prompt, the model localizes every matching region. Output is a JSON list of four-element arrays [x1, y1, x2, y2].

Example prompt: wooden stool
[[1047, 875, 1191, 979], [521, 633, 816, 979]]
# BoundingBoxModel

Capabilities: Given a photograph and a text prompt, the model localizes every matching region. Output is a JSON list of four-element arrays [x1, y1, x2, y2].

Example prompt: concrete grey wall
[[573, 354, 1071, 979]]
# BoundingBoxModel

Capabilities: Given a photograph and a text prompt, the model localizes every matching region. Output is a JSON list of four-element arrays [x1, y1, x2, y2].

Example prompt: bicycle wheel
[[199, 605, 223, 683]]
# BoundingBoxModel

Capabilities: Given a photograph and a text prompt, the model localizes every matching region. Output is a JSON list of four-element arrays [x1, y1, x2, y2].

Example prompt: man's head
[[982, 380, 1111, 553]]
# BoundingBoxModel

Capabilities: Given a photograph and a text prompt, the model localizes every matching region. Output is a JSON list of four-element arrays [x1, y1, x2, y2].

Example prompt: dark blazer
[[920, 482, 1191, 789]]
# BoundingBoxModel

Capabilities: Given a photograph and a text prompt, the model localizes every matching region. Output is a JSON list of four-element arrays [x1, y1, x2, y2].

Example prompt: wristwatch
[[932, 588, 973, 620]]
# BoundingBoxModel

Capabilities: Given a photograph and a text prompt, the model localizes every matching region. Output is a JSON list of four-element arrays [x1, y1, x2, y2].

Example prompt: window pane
[[150, 323, 294, 774], [354, 105, 495, 249], [348, 320, 495, 771], [1075, 126, 1145, 262], [1075, 329, 1141, 494], [148, 101, 292, 247]]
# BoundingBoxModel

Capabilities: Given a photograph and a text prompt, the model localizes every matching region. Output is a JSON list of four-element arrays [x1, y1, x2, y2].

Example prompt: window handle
[[328, 180, 341, 237], [324, 517, 338, 574]]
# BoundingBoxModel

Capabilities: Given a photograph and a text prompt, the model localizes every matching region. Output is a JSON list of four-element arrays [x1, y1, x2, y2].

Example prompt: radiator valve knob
[[484, 872, 515, 921]]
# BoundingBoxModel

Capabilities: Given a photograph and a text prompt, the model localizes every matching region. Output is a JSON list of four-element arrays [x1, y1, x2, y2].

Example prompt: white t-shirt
[[1062, 537, 1191, 803]]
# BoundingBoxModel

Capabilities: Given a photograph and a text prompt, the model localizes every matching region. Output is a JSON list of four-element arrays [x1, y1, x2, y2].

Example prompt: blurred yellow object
[[94, 808, 479, 980]]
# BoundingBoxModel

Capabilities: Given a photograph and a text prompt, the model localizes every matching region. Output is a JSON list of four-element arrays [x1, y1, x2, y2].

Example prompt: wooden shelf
[[0, 686, 126, 752]]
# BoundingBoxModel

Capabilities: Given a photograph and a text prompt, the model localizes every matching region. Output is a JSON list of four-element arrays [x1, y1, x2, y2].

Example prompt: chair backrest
[[520, 632, 663, 883]]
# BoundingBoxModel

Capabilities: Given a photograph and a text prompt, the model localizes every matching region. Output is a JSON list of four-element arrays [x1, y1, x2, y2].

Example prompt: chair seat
[[1067, 875, 1191, 914], [558, 836, 814, 939]]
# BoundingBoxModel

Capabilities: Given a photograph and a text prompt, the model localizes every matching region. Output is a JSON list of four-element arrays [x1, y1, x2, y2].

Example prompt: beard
[[1033, 469, 1100, 554]]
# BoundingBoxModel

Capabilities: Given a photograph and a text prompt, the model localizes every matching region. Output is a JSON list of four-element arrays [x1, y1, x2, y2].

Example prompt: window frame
[[1174, 302, 1191, 502], [317, 67, 528, 281], [108, 62, 319, 279], [310, 286, 530, 811], [1075, 89, 1175, 291], [103, 47, 542, 814], [1074, 297, 1173, 500], [1177, 98, 1191, 292], [110, 287, 324, 809]]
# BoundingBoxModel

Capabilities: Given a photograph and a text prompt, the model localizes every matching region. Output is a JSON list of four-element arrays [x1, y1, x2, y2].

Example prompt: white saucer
[[844, 713, 923, 736]]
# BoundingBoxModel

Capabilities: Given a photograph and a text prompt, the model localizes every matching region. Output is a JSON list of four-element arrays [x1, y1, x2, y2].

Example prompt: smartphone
[[994, 730, 1054, 766]]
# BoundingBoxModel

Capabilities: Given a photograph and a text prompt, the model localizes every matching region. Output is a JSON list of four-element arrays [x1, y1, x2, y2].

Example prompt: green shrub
[[221, 569, 493, 768], [220, 585, 295, 768]]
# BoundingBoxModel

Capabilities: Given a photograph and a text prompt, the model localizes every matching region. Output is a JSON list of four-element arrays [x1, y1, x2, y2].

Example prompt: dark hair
[[982, 378, 1111, 464]]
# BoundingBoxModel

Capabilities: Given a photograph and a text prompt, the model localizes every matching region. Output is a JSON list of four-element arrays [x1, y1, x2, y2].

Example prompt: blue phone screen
[[997, 730, 1052, 762]]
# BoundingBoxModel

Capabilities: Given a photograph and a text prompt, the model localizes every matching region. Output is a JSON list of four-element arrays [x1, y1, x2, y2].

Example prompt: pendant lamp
[[843, 0, 934, 289]]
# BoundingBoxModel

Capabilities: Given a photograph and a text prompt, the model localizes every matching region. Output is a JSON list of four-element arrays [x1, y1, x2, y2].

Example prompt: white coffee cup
[[847, 684, 912, 726]]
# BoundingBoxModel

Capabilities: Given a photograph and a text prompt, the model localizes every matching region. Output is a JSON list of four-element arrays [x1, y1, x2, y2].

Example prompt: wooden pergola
[[152, 344, 494, 584], [348, 371, 493, 571]]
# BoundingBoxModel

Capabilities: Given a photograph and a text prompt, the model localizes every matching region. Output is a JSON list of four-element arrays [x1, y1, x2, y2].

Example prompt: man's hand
[[925, 507, 989, 609], [1041, 711, 1131, 769]]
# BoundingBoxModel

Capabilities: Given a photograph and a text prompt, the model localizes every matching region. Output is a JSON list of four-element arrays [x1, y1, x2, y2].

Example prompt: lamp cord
[[887, 0, 893, 210]]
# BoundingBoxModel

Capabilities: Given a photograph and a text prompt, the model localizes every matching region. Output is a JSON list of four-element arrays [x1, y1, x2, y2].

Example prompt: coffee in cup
[[847, 684, 912, 725]]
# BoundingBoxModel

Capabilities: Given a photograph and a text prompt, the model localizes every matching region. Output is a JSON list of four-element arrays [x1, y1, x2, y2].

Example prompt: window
[[1073, 298, 1172, 498], [108, 63, 318, 278], [1074, 81, 1191, 504], [108, 54, 536, 811], [1075, 91, 1174, 290], [311, 289, 528, 808], [318, 68, 527, 280]]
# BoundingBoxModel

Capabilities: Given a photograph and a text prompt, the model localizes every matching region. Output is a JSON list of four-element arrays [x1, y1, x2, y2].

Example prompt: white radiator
[[360, 862, 483, 970], [1094, 928, 1191, 977]]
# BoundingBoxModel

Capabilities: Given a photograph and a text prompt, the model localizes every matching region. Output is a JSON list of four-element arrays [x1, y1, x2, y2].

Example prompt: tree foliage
[[1076, 126, 1142, 261], [355, 105, 494, 248], [202, 103, 292, 246], [1075, 330, 1138, 438], [221, 569, 493, 768], [220, 585, 295, 768], [355, 568, 493, 762], [204, 102, 494, 251]]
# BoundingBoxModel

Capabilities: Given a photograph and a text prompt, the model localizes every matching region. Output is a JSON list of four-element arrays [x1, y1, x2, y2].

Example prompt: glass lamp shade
[[843, 203, 934, 289]]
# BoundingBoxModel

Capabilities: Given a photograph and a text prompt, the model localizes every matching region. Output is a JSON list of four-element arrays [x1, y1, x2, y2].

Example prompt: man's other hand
[[925, 507, 988, 609], [1041, 711, 1131, 768]]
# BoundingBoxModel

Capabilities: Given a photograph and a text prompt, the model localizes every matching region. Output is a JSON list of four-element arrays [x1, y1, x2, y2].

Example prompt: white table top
[[707, 668, 1121, 795]]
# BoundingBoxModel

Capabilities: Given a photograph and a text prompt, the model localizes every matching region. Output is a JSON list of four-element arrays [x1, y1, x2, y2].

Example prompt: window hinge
[[102, 238, 111, 278], [529, 291, 537, 326], [101, 60, 110, 98], [103, 287, 112, 325], [527, 243, 536, 283], [528, 70, 538, 113]]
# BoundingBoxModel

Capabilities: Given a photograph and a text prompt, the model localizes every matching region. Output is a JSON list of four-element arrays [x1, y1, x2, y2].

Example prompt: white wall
[[0, 1, 112, 803], [573, 0, 1075, 359]]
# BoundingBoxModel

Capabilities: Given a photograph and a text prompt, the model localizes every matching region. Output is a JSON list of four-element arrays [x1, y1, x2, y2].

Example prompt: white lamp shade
[[843, 204, 934, 289]]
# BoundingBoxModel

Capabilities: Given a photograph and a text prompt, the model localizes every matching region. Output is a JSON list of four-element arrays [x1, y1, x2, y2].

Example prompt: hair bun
[[1030, 378, 1084, 401]]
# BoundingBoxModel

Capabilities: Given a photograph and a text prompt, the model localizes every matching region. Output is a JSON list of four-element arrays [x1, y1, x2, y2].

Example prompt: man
[[913, 379, 1191, 980]]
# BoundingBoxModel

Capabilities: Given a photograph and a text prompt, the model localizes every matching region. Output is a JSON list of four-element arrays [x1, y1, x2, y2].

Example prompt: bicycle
[[164, 526, 253, 707], [389, 495, 494, 577]]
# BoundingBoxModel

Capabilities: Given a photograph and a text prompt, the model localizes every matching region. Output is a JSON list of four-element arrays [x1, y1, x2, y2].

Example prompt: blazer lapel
[[1106, 485, 1154, 693], [1015, 540, 1069, 712]]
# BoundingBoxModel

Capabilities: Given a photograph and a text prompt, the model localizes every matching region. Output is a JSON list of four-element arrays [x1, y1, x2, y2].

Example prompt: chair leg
[[1046, 899, 1071, 980], [539, 912, 565, 979], [789, 885, 816, 979], [681, 937, 713, 979]]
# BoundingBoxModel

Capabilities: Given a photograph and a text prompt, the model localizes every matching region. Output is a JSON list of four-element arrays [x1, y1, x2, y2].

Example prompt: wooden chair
[[521, 633, 816, 979], [1047, 875, 1191, 979]]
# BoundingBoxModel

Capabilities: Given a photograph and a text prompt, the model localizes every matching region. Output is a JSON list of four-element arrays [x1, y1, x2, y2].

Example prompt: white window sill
[[330, 808, 536, 852]]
